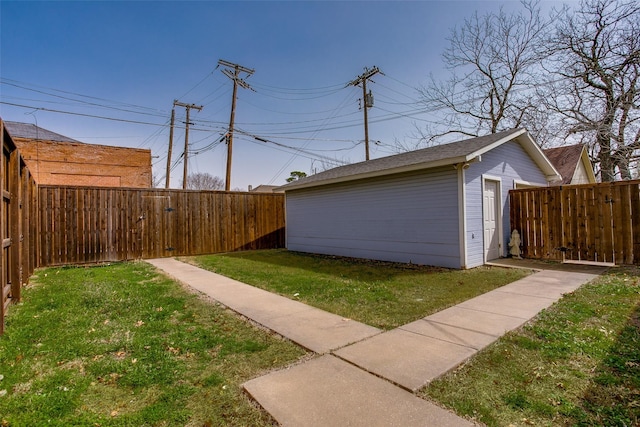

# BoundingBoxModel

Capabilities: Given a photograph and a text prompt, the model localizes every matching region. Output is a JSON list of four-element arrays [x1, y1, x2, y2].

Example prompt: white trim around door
[[482, 175, 503, 262]]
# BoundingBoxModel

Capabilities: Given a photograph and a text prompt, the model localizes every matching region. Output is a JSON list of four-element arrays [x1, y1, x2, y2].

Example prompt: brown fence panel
[[37, 187, 286, 265], [1, 119, 38, 334], [632, 182, 640, 264], [510, 180, 640, 264]]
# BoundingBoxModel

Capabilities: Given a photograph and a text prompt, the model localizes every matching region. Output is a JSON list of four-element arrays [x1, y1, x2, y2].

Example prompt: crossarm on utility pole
[[172, 100, 203, 189], [218, 59, 254, 191], [347, 66, 382, 161]]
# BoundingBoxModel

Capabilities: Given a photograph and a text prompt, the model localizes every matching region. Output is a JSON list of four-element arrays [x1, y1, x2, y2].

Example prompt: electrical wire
[[1, 79, 167, 116], [236, 134, 349, 167], [249, 79, 347, 93], [0, 101, 170, 127], [267, 87, 358, 184]]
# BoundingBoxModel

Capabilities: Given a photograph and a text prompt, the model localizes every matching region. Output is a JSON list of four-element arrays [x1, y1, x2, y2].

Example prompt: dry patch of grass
[[0, 262, 306, 426]]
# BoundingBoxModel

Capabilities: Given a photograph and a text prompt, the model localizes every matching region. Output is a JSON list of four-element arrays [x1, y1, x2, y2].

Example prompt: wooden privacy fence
[[510, 180, 640, 264], [1, 121, 39, 334], [38, 186, 286, 266]]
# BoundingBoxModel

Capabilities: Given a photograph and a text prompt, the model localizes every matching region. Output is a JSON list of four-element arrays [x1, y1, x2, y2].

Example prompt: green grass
[[0, 262, 306, 427], [423, 266, 640, 427], [186, 249, 530, 329]]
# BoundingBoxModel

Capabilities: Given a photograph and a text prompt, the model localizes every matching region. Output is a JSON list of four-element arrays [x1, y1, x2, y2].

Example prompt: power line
[[236, 132, 350, 167], [1, 78, 166, 114], [267, 87, 358, 184], [0, 101, 169, 127], [250, 80, 347, 93]]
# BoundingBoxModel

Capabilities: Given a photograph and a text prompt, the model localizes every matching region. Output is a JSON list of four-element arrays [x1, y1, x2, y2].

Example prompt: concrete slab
[[263, 308, 381, 354], [456, 290, 555, 319], [400, 319, 498, 350], [146, 258, 380, 354], [209, 287, 314, 321], [146, 258, 241, 293], [498, 270, 599, 299], [334, 329, 477, 391], [424, 306, 528, 337], [243, 355, 474, 427], [497, 281, 578, 299]]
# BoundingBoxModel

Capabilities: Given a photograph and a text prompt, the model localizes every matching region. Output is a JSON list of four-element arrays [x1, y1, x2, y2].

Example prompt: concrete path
[[147, 257, 606, 426], [243, 354, 471, 427], [333, 269, 602, 391], [145, 258, 380, 354]]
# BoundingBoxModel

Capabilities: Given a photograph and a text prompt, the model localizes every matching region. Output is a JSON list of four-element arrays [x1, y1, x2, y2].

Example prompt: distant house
[[281, 129, 561, 269], [248, 184, 284, 193], [543, 144, 596, 185], [5, 121, 152, 188]]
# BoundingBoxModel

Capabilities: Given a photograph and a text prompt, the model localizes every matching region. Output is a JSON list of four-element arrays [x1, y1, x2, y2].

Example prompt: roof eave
[[282, 155, 470, 191], [470, 128, 560, 182], [283, 128, 563, 191], [518, 132, 562, 183]]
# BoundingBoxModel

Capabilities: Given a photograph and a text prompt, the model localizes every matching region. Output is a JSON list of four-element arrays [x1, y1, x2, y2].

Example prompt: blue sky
[[1, 0, 555, 190]]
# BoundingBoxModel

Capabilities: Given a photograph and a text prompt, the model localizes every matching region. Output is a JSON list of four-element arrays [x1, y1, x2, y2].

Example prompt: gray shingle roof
[[282, 128, 540, 191], [4, 121, 81, 143]]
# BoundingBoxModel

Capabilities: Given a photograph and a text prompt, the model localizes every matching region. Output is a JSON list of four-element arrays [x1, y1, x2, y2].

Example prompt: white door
[[483, 180, 500, 260]]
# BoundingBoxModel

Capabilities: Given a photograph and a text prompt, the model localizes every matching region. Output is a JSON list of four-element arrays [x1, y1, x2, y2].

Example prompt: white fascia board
[[518, 133, 562, 182], [468, 129, 562, 183], [580, 148, 597, 183], [466, 128, 528, 159]]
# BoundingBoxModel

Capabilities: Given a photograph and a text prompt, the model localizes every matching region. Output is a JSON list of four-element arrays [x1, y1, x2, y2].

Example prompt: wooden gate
[[510, 180, 640, 264], [37, 187, 286, 265]]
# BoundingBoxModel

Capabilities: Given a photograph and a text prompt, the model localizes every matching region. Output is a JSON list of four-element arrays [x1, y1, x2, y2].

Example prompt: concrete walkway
[[147, 257, 606, 426], [146, 258, 380, 354]]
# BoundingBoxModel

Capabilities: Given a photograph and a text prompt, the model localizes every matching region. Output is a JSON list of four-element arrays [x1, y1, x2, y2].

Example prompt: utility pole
[[173, 100, 203, 189], [218, 59, 254, 191], [165, 106, 176, 188], [348, 66, 382, 161]]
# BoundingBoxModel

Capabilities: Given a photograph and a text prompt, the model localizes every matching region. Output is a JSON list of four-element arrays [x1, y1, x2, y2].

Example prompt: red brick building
[[5, 121, 152, 188]]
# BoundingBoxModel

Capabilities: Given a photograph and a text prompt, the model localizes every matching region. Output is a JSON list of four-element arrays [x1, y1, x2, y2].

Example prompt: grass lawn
[[0, 262, 306, 427], [186, 249, 530, 330], [422, 266, 640, 427]]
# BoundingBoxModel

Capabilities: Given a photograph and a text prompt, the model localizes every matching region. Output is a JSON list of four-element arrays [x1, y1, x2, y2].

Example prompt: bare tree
[[417, 1, 553, 146], [544, 0, 640, 181], [184, 172, 225, 190]]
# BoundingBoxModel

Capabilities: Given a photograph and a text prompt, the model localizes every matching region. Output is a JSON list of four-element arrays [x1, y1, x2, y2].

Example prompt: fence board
[[612, 185, 624, 263], [1, 119, 38, 334], [576, 186, 588, 260], [36, 187, 286, 265], [9, 151, 20, 300], [510, 180, 640, 265]]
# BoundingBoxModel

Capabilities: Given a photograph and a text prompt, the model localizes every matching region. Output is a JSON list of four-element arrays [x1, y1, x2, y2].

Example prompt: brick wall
[[14, 138, 152, 188]]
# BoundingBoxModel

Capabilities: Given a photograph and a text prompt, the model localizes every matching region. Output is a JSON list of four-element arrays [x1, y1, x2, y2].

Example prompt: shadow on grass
[[203, 248, 454, 282], [489, 257, 611, 275], [572, 301, 640, 426]]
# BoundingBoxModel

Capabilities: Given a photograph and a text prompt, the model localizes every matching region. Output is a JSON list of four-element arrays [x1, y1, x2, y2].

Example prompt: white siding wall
[[286, 167, 461, 268], [572, 162, 591, 184], [465, 141, 547, 267]]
